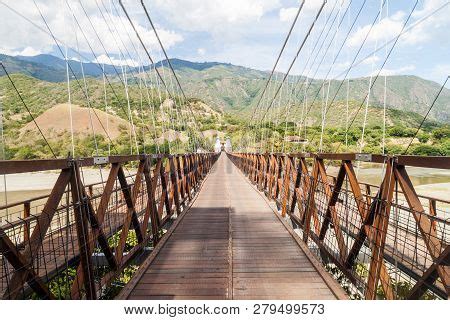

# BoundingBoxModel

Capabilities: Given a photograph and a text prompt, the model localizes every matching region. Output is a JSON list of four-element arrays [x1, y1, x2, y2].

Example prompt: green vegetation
[[325, 262, 438, 300], [28, 229, 149, 299], [234, 120, 449, 156], [0, 69, 448, 159], [0, 74, 213, 158]]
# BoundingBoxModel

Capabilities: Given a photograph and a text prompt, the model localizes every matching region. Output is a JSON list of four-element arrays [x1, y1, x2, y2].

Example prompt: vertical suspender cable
[[0, 96, 8, 216], [139, 0, 206, 151], [303, 0, 389, 147], [295, 0, 362, 137], [100, 0, 156, 153], [245, 0, 306, 152], [3, 0, 136, 157], [138, 65, 147, 154], [248, 0, 306, 123], [101, 63, 111, 156], [72, 11, 100, 157], [260, 1, 327, 121], [62, 0, 75, 157], [66, 0, 142, 154], [320, 0, 345, 152], [330, 0, 419, 153], [359, 0, 384, 156], [121, 63, 140, 155], [382, 0, 389, 154]]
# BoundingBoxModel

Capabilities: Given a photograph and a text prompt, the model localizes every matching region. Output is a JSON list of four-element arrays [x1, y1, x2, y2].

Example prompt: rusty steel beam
[[228, 151, 449, 300], [397, 155, 450, 169], [0, 152, 219, 300]]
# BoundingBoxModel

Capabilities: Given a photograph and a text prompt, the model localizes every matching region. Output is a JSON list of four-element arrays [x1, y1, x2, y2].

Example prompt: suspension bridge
[[0, 0, 449, 300]]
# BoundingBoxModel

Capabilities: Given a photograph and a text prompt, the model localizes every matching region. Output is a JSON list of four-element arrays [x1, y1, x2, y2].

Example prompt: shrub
[[388, 126, 415, 138], [410, 144, 445, 156], [432, 127, 450, 141]]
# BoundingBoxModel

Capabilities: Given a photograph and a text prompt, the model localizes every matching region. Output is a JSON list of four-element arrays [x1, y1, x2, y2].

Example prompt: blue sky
[[0, 0, 449, 85]]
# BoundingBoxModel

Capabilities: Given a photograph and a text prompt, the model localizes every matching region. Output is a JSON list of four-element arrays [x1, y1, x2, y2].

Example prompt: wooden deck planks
[[123, 154, 346, 300]]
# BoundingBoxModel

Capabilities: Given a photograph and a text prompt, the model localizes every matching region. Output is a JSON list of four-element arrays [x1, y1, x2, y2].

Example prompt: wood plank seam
[[233, 160, 348, 300], [115, 158, 219, 300]]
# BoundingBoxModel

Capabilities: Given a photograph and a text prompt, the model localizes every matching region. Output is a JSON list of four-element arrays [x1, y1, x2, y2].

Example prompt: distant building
[[213, 137, 232, 152], [214, 137, 222, 153], [225, 138, 232, 152], [284, 136, 308, 144]]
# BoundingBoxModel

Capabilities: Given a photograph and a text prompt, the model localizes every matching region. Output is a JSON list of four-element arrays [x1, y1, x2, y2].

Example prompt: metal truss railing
[[228, 152, 450, 300], [0, 153, 219, 299]]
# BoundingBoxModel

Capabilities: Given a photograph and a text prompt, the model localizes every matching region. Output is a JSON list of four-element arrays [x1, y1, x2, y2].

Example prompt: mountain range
[[1, 53, 449, 123]]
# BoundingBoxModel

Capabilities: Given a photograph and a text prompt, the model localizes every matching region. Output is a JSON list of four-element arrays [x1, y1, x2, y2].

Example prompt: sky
[[0, 0, 449, 85]]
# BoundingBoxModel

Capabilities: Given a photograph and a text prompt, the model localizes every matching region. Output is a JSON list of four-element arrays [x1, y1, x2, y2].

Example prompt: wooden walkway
[[119, 154, 347, 300]]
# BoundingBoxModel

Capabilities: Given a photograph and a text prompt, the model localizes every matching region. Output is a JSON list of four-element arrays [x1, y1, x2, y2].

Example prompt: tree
[[410, 144, 445, 156], [432, 126, 450, 141]]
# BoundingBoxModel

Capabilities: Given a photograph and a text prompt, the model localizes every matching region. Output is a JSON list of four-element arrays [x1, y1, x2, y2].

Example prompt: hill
[[2, 54, 448, 122], [0, 53, 66, 82], [0, 74, 224, 158], [171, 63, 450, 123], [20, 103, 128, 139], [0, 59, 448, 158]]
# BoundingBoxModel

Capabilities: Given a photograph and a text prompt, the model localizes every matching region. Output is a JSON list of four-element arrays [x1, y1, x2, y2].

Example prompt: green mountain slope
[[0, 54, 66, 82], [3, 54, 448, 122], [171, 63, 450, 123], [1, 73, 447, 159]]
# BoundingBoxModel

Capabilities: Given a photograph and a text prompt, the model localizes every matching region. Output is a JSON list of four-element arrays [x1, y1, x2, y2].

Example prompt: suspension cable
[[0, 0, 142, 150], [98, 0, 158, 153], [382, 1, 389, 154], [139, 0, 205, 151], [248, 0, 306, 124], [119, 0, 206, 151], [330, 0, 420, 153], [305, 0, 449, 149], [359, 0, 384, 155], [299, 0, 379, 138], [66, 0, 139, 154], [259, 1, 327, 121], [0, 93, 8, 214], [30, 0, 120, 154], [249, 0, 311, 152], [252, 0, 329, 151], [61, 0, 75, 157]]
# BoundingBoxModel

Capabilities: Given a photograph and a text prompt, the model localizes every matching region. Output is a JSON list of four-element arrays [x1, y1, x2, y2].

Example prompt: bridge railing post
[[169, 156, 181, 216], [365, 157, 395, 300], [69, 160, 97, 300], [281, 155, 292, 217], [303, 157, 319, 244]]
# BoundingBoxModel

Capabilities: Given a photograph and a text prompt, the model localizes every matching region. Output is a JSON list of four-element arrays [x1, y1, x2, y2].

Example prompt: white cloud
[[348, 0, 450, 48], [279, 7, 297, 22], [430, 64, 450, 83], [18, 46, 42, 56], [197, 48, 206, 56], [0, 46, 42, 56], [370, 64, 416, 76], [94, 54, 139, 67], [152, 0, 281, 34], [402, 0, 450, 45], [279, 1, 347, 23], [0, 0, 183, 61], [348, 14, 404, 48], [335, 60, 351, 69], [362, 55, 380, 65]]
